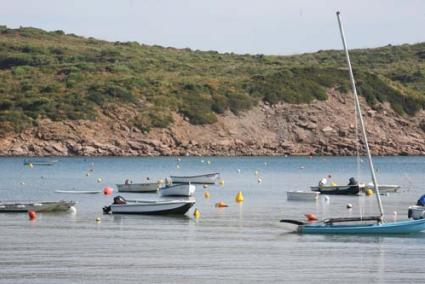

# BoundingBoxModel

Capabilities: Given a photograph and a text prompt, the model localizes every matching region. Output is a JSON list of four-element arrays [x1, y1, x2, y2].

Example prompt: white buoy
[[323, 196, 330, 202], [257, 177, 262, 184], [70, 206, 77, 214], [201, 160, 205, 163], [207, 160, 211, 165], [346, 203, 352, 209], [237, 169, 241, 173], [97, 177, 102, 183], [176, 164, 180, 169]]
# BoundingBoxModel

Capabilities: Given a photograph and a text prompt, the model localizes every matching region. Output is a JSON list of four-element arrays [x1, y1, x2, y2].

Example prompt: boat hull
[[110, 200, 195, 215], [298, 219, 425, 234], [0, 201, 76, 213], [310, 185, 360, 195], [361, 184, 400, 193], [117, 183, 159, 193], [287, 191, 320, 201], [159, 184, 196, 197], [170, 173, 219, 184]]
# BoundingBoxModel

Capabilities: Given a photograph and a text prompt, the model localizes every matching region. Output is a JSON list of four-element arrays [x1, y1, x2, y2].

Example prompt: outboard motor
[[102, 205, 111, 214], [348, 177, 358, 186]]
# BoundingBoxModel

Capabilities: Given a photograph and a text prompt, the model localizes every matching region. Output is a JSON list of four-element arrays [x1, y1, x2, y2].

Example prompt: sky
[[1, 0, 424, 55]]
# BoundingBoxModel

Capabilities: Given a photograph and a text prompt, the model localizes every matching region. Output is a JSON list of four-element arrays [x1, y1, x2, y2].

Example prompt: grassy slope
[[0, 25, 424, 135]]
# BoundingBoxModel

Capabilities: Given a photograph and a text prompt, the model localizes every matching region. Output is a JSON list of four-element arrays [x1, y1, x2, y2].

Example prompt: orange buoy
[[103, 186, 113, 195], [28, 210, 37, 220], [305, 213, 318, 221], [215, 201, 228, 208]]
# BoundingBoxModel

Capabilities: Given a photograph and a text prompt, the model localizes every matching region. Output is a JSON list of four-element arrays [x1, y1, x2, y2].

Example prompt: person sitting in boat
[[348, 177, 358, 186], [318, 177, 327, 187]]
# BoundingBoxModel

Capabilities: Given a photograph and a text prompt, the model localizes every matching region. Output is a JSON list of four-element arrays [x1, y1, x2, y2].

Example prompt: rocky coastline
[[1, 90, 425, 157]]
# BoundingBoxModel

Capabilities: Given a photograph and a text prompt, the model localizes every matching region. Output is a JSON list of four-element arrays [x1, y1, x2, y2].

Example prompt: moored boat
[[116, 182, 159, 193], [24, 159, 58, 166], [159, 183, 196, 197], [170, 173, 219, 184], [103, 196, 195, 215], [310, 184, 360, 195], [55, 190, 101, 194], [287, 191, 320, 201], [0, 200, 76, 212]]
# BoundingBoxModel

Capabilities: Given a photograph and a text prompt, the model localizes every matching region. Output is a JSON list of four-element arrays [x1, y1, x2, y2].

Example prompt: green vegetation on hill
[[0, 25, 424, 134]]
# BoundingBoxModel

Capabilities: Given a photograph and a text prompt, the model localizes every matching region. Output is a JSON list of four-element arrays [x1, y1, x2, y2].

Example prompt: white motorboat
[[103, 196, 195, 215], [116, 182, 159, 193], [0, 200, 76, 212], [170, 173, 219, 184], [287, 191, 320, 201], [159, 183, 196, 197]]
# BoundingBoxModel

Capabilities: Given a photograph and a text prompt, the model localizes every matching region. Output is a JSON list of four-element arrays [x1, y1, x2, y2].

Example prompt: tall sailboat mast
[[336, 11, 384, 218]]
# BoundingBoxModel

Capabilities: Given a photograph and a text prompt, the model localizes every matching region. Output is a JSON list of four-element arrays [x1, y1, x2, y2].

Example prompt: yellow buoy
[[204, 191, 210, 198], [193, 208, 200, 218], [365, 189, 373, 196], [29, 163, 33, 168], [255, 170, 259, 176], [235, 191, 244, 203], [207, 160, 211, 165], [331, 181, 337, 186], [218, 179, 224, 186]]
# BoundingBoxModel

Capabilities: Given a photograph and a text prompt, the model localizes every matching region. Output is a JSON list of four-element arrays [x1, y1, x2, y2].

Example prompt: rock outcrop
[[1, 90, 425, 156]]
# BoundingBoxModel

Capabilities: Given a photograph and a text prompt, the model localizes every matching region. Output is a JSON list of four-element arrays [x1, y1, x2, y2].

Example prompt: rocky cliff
[[2, 89, 425, 156]]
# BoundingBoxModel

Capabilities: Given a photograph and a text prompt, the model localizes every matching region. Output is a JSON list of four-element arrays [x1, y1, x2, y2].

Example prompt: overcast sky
[[1, 0, 424, 55]]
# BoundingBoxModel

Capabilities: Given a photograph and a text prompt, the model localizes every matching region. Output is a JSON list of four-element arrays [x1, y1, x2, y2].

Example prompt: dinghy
[[116, 182, 159, 193], [24, 159, 58, 166], [0, 200, 76, 212], [170, 173, 220, 184], [55, 190, 101, 194], [103, 196, 195, 215], [159, 183, 196, 197], [280, 12, 425, 235], [287, 191, 320, 201]]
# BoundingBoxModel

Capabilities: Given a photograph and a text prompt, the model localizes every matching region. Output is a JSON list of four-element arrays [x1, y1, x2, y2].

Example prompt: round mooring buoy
[[103, 186, 113, 195], [28, 210, 37, 220]]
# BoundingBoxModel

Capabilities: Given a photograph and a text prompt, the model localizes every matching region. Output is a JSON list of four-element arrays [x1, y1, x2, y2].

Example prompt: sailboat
[[280, 11, 425, 234]]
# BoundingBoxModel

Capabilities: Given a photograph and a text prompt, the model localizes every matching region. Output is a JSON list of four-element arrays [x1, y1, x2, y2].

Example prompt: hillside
[[0, 25, 425, 156]]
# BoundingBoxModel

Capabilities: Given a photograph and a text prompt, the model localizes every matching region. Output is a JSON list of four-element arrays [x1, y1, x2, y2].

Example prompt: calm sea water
[[0, 156, 425, 283]]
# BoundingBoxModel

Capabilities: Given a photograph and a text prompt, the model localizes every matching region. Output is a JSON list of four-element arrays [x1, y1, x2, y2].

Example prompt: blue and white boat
[[280, 12, 425, 235]]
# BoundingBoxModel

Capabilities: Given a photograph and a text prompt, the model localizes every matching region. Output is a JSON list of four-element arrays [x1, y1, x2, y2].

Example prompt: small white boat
[[103, 196, 195, 215], [116, 183, 159, 193], [170, 173, 219, 184], [408, 205, 425, 220], [55, 190, 101, 194], [159, 183, 196, 197], [361, 183, 400, 193], [0, 200, 76, 212], [287, 191, 320, 201]]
